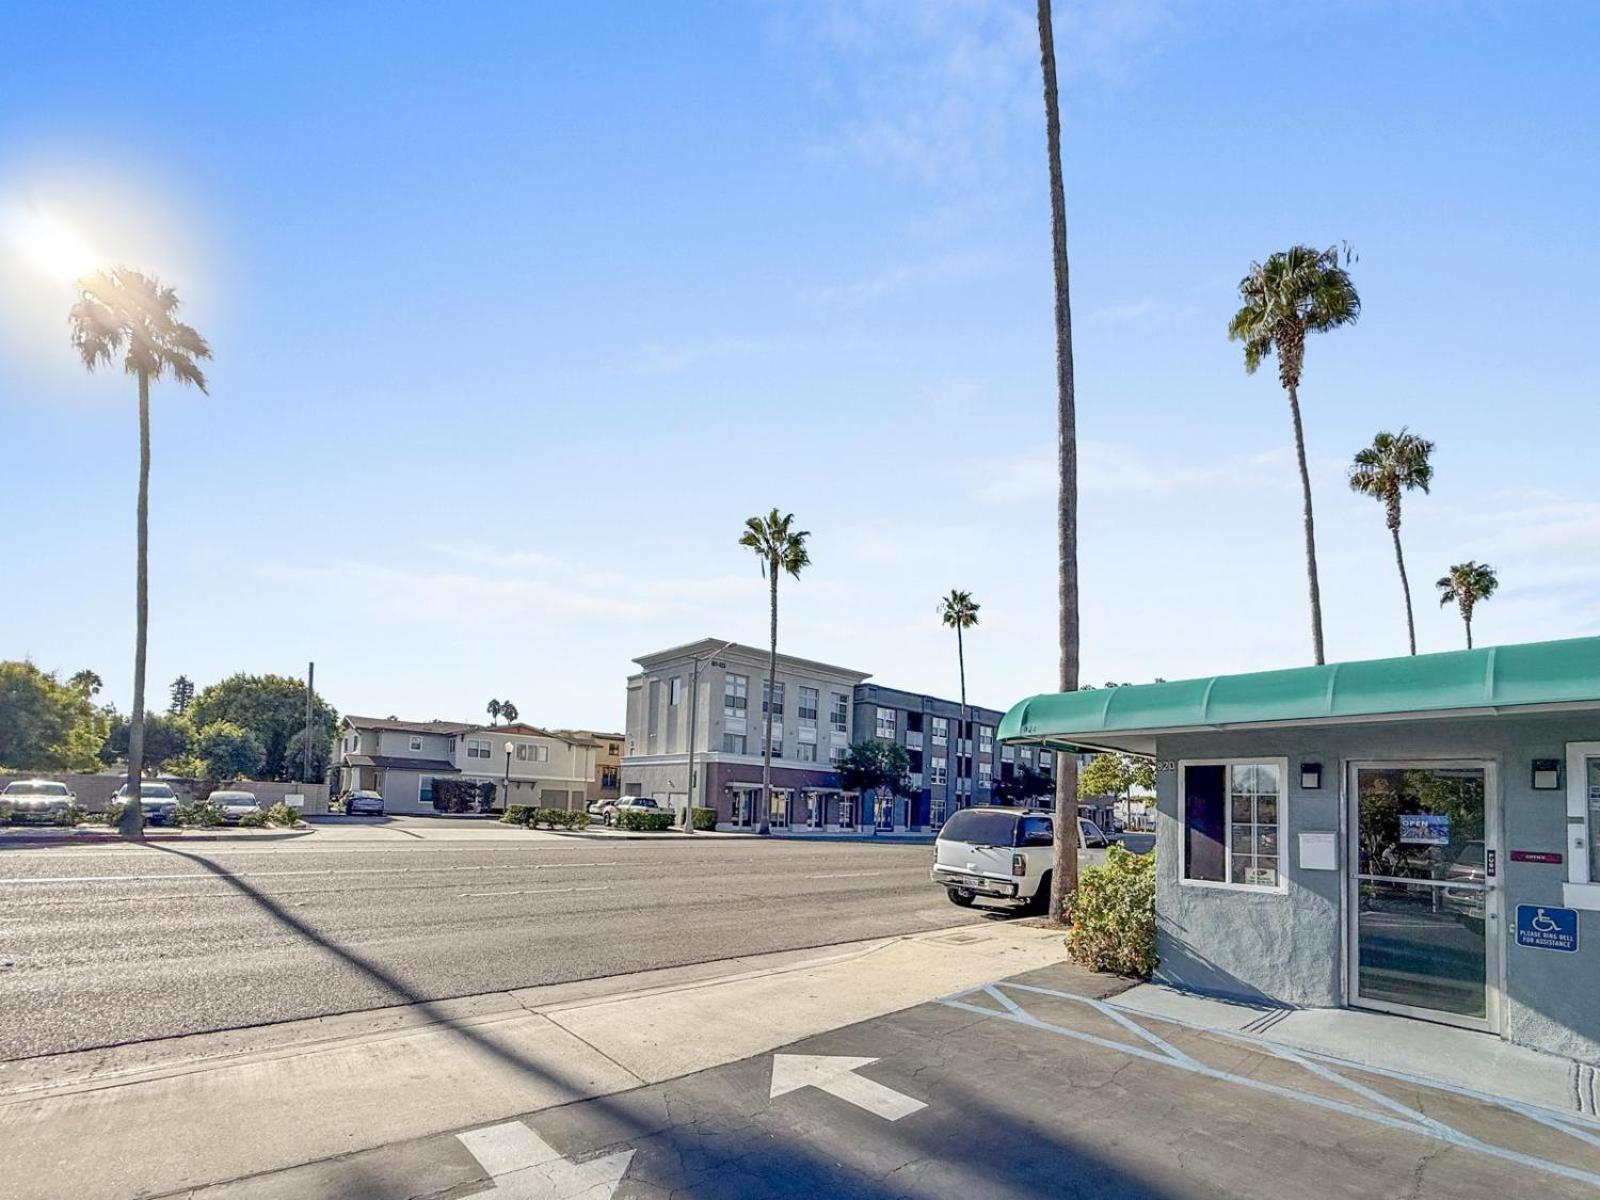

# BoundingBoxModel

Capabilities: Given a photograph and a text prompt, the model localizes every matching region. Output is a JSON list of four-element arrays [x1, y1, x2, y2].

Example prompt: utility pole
[[304, 661, 315, 783], [684, 640, 736, 836]]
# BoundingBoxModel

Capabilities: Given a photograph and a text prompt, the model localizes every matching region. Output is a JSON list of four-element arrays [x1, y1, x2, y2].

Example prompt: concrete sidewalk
[[0, 923, 1070, 1200]]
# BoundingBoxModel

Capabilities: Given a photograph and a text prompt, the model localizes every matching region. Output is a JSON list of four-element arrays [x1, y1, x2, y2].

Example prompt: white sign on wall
[[1298, 831, 1337, 872]]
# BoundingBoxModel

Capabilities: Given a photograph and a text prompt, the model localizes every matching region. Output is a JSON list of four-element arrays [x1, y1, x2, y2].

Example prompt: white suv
[[931, 807, 1056, 912]]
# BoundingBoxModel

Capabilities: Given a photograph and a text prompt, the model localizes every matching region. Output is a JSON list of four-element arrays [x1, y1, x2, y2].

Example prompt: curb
[[0, 827, 317, 847]]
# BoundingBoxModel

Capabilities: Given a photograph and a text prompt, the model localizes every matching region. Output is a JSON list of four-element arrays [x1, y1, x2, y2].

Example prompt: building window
[[466, 738, 491, 759], [516, 745, 527, 761], [724, 673, 748, 717], [409, 735, 423, 752], [515, 744, 549, 763], [876, 707, 896, 739], [978, 726, 993, 753], [1568, 743, 1600, 895], [795, 742, 817, 762], [978, 762, 992, 785], [762, 679, 785, 716], [601, 767, 619, 789], [420, 777, 435, 804], [1001, 745, 1015, 763], [722, 733, 747, 755], [669, 678, 682, 705], [931, 717, 948, 745], [830, 745, 847, 766], [1182, 761, 1283, 891], [608, 743, 619, 755], [765, 735, 784, 759], [829, 692, 849, 734], [798, 686, 819, 723], [930, 757, 947, 785]]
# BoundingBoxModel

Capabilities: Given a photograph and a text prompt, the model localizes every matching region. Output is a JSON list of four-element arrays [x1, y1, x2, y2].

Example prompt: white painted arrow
[[458, 1120, 633, 1199], [768, 1054, 926, 1121]]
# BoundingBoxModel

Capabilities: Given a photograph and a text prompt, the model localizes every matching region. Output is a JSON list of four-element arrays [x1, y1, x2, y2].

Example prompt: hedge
[[177, 799, 225, 828], [267, 801, 301, 827], [501, 805, 591, 831], [690, 807, 717, 831], [1064, 845, 1157, 977], [615, 809, 674, 832]]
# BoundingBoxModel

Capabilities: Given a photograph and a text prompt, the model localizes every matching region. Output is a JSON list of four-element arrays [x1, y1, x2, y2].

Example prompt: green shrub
[[177, 799, 225, 828], [103, 800, 127, 827], [501, 805, 536, 826], [237, 810, 270, 828], [503, 806, 592, 830], [615, 809, 674, 832], [690, 807, 717, 831], [57, 803, 85, 827], [1064, 845, 1156, 977], [267, 801, 300, 827]]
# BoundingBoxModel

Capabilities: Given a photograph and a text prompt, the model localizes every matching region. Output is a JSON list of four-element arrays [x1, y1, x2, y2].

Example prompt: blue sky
[[2, 1, 1596, 730]]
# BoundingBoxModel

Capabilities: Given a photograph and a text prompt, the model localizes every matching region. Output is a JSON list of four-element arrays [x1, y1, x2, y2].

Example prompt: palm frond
[[68, 267, 211, 392]]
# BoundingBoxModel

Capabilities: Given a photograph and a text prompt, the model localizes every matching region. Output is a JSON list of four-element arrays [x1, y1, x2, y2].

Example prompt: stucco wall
[[1152, 711, 1600, 1061]]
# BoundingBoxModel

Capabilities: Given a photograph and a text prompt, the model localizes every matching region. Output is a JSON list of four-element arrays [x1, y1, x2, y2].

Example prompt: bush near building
[[615, 809, 674, 832], [501, 805, 590, 830], [267, 801, 300, 827], [690, 807, 717, 831], [1064, 845, 1157, 977], [176, 799, 225, 828]]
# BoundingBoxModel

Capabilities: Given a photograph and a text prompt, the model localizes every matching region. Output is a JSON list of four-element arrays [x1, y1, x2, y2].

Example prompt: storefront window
[[1182, 761, 1283, 890]]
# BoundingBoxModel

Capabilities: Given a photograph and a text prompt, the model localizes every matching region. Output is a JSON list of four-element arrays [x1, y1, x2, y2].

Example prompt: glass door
[[770, 789, 790, 829], [1348, 762, 1499, 1030]]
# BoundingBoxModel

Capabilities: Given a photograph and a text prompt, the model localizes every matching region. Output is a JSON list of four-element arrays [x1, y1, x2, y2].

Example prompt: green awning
[[998, 636, 1600, 755]]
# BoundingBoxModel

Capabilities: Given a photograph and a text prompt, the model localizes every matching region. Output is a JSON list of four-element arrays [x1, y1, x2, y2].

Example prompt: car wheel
[[946, 887, 977, 908], [1029, 872, 1053, 916]]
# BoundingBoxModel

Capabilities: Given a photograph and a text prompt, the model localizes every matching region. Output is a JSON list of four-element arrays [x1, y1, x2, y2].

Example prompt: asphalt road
[[0, 829, 984, 1060]]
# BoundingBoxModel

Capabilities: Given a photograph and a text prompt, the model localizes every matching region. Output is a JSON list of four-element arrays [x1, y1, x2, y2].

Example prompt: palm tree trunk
[[1038, 0, 1080, 923], [1462, 602, 1474, 650], [1390, 522, 1416, 655], [1285, 383, 1325, 665], [759, 565, 776, 835], [121, 370, 150, 839], [956, 623, 967, 815]]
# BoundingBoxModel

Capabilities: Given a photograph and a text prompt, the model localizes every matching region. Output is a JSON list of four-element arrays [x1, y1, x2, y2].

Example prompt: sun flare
[[4, 206, 103, 282]]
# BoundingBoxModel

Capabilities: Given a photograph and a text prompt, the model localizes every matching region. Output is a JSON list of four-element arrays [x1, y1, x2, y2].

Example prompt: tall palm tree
[[1038, 0, 1081, 922], [70, 268, 210, 839], [500, 701, 519, 724], [1348, 428, 1434, 655], [1437, 562, 1498, 649], [739, 509, 811, 836], [1228, 245, 1361, 666], [938, 590, 980, 813], [486, 699, 503, 726]]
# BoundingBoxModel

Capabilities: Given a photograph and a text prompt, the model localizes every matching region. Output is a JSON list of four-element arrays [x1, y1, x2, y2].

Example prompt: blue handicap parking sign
[[1515, 904, 1579, 953]]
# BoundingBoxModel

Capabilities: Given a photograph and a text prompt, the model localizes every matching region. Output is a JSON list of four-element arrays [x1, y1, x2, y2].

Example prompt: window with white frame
[[930, 757, 947, 785], [978, 726, 993, 753], [466, 738, 491, 759], [794, 742, 817, 762], [1182, 761, 1283, 890], [669, 678, 682, 705], [762, 679, 784, 716], [978, 762, 992, 785], [829, 692, 849, 734], [1001, 745, 1015, 763], [724, 673, 748, 717], [829, 745, 847, 766], [765, 734, 783, 759], [722, 733, 747, 754], [1038, 750, 1054, 767], [931, 717, 948, 745], [409, 735, 423, 752], [516, 743, 549, 763], [1567, 742, 1600, 900], [876, 707, 896, 739], [798, 686, 819, 723]]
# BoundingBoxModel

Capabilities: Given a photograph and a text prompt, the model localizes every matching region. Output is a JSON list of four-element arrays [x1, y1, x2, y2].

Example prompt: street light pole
[[684, 640, 736, 836], [503, 741, 514, 812]]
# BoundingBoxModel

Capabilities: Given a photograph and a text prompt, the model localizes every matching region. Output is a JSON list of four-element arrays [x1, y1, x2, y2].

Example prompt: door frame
[[1344, 758, 1503, 1033]]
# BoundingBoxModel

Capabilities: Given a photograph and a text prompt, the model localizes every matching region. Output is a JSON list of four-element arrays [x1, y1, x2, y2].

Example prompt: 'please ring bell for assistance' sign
[[1516, 905, 1579, 953]]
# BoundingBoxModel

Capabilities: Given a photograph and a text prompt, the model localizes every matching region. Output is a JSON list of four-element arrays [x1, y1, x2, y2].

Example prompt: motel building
[[998, 635, 1600, 1061]]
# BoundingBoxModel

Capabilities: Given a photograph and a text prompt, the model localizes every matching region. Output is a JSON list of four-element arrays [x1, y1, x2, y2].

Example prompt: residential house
[[552, 729, 625, 804]]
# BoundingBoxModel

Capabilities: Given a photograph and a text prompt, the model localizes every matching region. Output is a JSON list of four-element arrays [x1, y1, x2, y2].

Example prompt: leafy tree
[[1437, 562, 1498, 649], [1037, 0, 1082, 921], [71, 268, 211, 839], [0, 662, 108, 771], [1078, 753, 1133, 802], [1228, 244, 1361, 667], [939, 590, 980, 753], [500, 700, 519, 724], [739, 508, 811, 834], [196, 721, 265, 780], [169, 674, 195, 715], [162, 753, 207, 780], [283, 728, 334, 783], [187, 674, 338, 780], [1349, 429, 1435, 655], [1129, 758, 1157, 794], [69, 670, 103, 698], [992, 764, 1053, 806], [837, 740, 912, 798], [101, 713, 194, 774], [486, 699, 502, 726]]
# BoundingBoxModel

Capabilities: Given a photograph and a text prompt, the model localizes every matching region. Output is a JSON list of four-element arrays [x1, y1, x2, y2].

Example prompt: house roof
[[344, 754, 459, 773], [633, 637, 872, 684], [345, 715, 476, 736], [998, 636, 1600, 756]]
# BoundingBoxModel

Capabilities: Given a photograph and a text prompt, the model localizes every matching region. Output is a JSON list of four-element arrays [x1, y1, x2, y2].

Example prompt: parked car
[[342, 790, 385, 816], [604, 796, 666, 826], [586, 798, 618, 820], [210, 789, 263, 823], [1441, 838, 1486, 929], [108, 781, 181, 825], [0, 779, 76, 822], [931, 807, 1056, 912], [1080, 818, 1120, 849]]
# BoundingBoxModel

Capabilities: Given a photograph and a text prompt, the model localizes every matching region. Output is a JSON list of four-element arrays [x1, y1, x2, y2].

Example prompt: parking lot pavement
[[188, 961, 1600, 1200]]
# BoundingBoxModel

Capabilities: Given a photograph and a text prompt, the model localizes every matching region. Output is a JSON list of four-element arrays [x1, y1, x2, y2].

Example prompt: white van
[[930, 807, 1057, 912]]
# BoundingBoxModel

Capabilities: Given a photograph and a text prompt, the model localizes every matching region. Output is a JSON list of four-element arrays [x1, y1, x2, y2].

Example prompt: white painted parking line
[[457, 1120, 632, 1198], [769, 1053, 926, 1121], [459, 885, 611, 899]]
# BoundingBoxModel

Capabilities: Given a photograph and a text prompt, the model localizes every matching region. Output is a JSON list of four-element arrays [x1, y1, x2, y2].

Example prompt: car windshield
[[141, 785, 177, 799], [937, 809, 1019, 847], [4, 781, 68, 797], [214, 793, 254, 803]]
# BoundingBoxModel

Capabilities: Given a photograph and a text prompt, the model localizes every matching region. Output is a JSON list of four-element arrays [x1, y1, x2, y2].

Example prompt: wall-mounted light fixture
[[1300, 762, 1322, 790], [1532, 759, 1561, 790]]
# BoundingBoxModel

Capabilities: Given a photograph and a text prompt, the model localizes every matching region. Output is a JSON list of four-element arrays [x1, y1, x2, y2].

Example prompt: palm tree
[[1228, 245, 1360, 666], [486, 699, 502, 726], [1437, 562, 1498, 649], [1037, 0, 1081, 922], [1348, 429, 1434, 655], [70, 268, 210, 839], [938, 590, 980, 813], [739, 509, 811, 836], [500, 701, 519, 724]]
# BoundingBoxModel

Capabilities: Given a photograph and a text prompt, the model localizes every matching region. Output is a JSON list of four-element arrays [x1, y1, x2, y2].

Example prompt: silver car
[[210, 789, 263, 823], [1, 779, 75, 822], [109, 781, 181, 825]]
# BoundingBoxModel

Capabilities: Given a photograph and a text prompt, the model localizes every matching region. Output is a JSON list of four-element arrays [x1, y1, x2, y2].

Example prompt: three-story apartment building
[[337, 716, 613, 813], [620, 639, 871, 829]]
